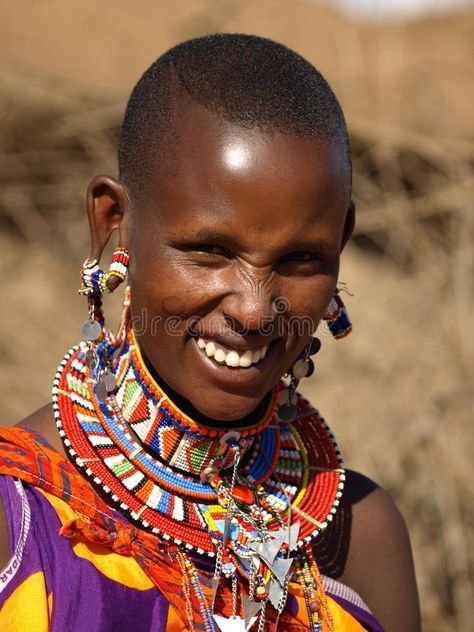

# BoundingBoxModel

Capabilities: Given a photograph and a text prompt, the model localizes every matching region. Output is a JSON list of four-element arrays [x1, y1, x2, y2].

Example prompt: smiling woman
[[0, 34, 420, 632]]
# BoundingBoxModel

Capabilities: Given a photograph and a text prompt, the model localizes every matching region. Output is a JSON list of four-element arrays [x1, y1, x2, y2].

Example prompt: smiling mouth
[[196, 337, 270, 368]]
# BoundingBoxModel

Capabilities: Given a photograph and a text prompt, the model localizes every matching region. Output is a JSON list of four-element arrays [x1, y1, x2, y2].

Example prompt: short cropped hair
[[118, 33, 351, 200]]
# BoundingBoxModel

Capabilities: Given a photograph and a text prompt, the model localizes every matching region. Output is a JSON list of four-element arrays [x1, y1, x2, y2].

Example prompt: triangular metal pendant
[[222, 513, 232, 545], [210, 576, 220, 609], [269, 528, 287, 555], [213, 614, 246, 632], [268, 578, 285, 610], [248, 539, 281, 566], [241, 595, 263, 630], [247, 527, 289, 566], [271, 557, 294, 584], [288, 523, 301, 550]]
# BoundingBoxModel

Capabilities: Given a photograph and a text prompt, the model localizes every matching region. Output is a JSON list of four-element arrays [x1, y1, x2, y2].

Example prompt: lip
[[194, 332, 281, 352], [190, 336, 283, 388]]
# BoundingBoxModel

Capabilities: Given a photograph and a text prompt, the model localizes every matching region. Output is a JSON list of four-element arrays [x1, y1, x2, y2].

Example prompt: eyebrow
[[184, 228, 241, 247], [179, 227, 334, 256]]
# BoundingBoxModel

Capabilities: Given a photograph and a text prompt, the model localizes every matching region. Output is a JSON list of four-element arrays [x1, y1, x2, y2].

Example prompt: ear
[[86, 175, 129, 261], [340, 199, 355, 251]]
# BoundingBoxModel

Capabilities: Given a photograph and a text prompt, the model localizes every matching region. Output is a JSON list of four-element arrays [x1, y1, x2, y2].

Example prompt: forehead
[[138, 100, 350, 243]]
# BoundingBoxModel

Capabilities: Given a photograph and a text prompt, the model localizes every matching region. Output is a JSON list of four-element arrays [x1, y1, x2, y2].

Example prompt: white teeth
[[214, 349, 226, 364], [239, 350, 253, 368], [205, 342, 216, 357], [196, 337, 271, 369], [225, 351, 240, 367]]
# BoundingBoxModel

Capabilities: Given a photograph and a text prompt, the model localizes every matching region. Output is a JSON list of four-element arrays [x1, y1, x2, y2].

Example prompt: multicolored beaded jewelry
[[322, 289, 352, 339], [79, 247, 129, 296], [53, 295, 344, 630]]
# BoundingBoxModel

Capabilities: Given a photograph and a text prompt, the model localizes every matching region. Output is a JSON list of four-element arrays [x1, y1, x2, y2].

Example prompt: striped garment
[[0, 427, 384, 631]]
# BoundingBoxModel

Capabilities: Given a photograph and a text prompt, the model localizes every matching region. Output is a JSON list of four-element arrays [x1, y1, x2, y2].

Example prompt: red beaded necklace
[[53, 307, 344, 630], [54, 337, 344, 555]]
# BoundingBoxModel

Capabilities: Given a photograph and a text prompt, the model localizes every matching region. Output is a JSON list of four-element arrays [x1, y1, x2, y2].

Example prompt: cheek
[[129, 254, 224, 335], [282, 275, 337, 325]]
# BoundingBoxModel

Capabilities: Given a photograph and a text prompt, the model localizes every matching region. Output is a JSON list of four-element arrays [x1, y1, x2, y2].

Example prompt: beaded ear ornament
[[278, 289, 352, 422], [78, 246, 129, 400], [322, 288, 352, 341]]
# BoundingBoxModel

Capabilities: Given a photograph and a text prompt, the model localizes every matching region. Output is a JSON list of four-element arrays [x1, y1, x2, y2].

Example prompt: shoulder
[[340, 469, 421, 632], [0, 403, 63, 569], [17, 402, 66, 457]]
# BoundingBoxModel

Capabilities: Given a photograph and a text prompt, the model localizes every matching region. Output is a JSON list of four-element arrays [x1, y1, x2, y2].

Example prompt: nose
[[220, 267, 282, 335]]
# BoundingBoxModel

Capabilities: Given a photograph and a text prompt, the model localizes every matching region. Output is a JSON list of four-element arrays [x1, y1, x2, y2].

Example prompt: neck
[[123, 327, 279, 440]]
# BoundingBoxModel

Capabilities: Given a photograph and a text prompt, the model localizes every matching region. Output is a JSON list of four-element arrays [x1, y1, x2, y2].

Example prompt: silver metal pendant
[[268, 578, 285, 610], [278, 388, 290, 406], [85, 348, 99, 370], [241, 595, 263, 630], [213, 615, 247, 632], [211, 575, 220, 610], [96, 380, 108, 402], [288, 523, 301, 550], [277, 402, 297, 422], [292, 358, 311, 379], [270, 557, 294, 585], [248, 530, 286, 566], [278, 388, 297, 406], [104, 371, 116, 392], [81, 319, 102, 341]]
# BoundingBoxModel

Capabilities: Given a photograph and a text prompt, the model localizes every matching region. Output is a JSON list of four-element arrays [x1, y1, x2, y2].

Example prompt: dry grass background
[[0, 1, 473, 630]]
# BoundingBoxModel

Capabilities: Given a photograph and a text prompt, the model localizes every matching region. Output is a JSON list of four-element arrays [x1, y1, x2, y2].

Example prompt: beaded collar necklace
[[53, 306, 345, 629], [119, 328, 279, 476]]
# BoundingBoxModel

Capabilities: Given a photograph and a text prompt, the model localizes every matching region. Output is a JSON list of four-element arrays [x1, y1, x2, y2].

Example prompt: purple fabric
[[0, 476, 170, 631], [1, 474, 386, 631], [328, 592, 386, 632], [0, 476, 43, 602]]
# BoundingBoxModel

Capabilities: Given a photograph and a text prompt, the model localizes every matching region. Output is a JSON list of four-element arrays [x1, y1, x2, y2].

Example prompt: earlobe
[[86, 175, 129, 261], [341, 199, 356, 251]]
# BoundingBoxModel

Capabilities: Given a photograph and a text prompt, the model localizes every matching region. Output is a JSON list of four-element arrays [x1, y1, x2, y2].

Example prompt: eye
[[192, 244, 231, 258], [283, 251, 319, 263]]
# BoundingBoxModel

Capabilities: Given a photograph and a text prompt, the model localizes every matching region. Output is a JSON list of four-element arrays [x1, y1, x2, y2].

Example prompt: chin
[[189, 390, 266, 424]]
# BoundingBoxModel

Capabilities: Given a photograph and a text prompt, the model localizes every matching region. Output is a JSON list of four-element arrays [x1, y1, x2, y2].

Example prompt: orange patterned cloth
[[0, 427, 373, 631]]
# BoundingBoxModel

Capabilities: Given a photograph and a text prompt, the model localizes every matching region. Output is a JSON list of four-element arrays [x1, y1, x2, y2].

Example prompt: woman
[[0, 34, 420, 631]]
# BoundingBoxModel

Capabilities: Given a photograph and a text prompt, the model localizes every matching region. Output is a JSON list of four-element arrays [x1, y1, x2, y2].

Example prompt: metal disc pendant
[[307, 337, 321, 356], [85, 348, 99, 370], [278, 388, 290, 406], [96, 380, 108, 402], [277, 402, 297, 421], [104, 371, 116, 392], [292, 359, 311, 379], [278, 388, 297, 406], [81, 319, 102, 341]]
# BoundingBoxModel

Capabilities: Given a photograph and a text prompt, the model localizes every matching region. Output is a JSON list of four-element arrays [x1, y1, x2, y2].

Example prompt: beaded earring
[[322, 289, 352, 339], [79, 247, 129, 297], [278, 336, 321, 422], [78, 247, 129, 384]]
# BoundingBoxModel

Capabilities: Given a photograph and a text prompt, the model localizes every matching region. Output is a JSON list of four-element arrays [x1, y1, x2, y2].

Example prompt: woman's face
[[127, 101, 353, 422]]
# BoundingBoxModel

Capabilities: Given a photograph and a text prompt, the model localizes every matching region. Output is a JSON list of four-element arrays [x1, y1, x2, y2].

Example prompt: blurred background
[[0, 1, 472, 630]]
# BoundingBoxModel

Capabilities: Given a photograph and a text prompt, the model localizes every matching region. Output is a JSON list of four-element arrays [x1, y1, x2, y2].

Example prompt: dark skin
[[0, 99, 421, 631]]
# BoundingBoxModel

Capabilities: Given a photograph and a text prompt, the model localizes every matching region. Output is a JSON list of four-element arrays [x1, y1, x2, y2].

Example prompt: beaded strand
[[53, 302, 345, 629]]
